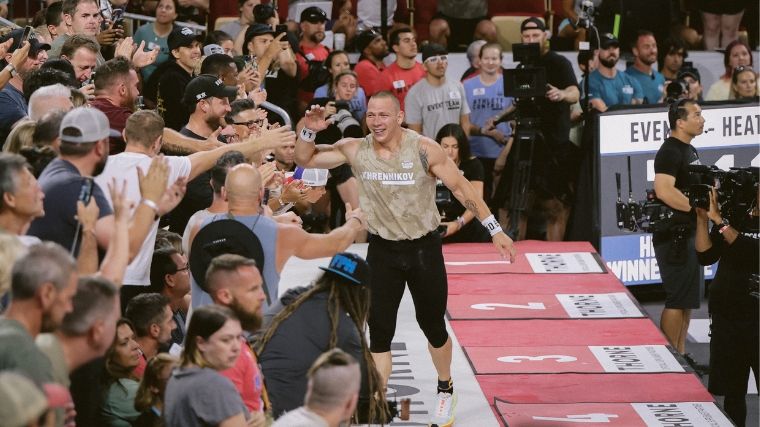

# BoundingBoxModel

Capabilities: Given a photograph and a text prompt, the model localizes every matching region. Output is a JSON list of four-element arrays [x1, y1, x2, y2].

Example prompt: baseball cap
[[356, 29, 381, 54], [596, 33, 619, 49], [301, 6, 327, 23], [678, 67, 701, 82], [189, 219, 266, 293], [244, 23, 276, 46], [203, 44, 225, 56], [0, 372, 47, 427], [60, 107, 121, 143], [168, 26, 203, 51], [1, 28, 51, 54], [0, 373, 72, 427], [422, 43, 447, 62], [319, 252, 371, 286], [182, 74, 239, 105], [520, 17, 547, 32], [293, 166, 328, 186]]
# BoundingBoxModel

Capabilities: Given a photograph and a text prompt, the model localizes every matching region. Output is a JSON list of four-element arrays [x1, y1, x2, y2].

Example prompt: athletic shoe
[[429, 390, 457, 427]]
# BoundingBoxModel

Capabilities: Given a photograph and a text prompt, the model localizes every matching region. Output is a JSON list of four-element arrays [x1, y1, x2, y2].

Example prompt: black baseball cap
[[301, 6, 327, 23], [2, 28, 51, 54], [520, 17, 547, 32], [356, 30, 381, 54], [595, 33, 619, 49], [319, 252, 371, 287], [244, 23, 275, 45], [422, 43, 447, 62], [168, 26, 204, 51], [182, 74, 239, 105], [678, 67, 701, 82]]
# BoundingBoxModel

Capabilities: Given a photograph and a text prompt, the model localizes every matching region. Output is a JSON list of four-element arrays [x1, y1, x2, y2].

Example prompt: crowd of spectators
[[0, 0, 757, 425]]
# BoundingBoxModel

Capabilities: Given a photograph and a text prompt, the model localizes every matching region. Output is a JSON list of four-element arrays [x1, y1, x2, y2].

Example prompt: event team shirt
[[405, 77, 470, 140]]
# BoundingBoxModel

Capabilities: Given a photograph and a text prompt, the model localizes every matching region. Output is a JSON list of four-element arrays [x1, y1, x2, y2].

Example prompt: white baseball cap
[[294, 166, 328, 186]]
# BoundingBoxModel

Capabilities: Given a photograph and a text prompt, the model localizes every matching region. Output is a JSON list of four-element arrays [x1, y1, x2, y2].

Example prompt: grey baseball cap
[[59, 107, 121, 143]]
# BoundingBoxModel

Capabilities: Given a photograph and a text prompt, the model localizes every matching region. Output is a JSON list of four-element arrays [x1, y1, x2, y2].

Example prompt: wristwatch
[[718, 218, 730, 234]]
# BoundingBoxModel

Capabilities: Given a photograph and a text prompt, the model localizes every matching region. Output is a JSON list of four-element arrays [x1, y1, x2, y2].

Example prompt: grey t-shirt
[[405, 78, 470, 140], [164, 367, 249, 427], [0, 317, 54, 384], [271, 407, 329, 427]]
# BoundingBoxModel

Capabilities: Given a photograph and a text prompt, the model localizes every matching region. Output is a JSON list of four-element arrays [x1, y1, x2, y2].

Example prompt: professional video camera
[[492, 42, 548, 237], [615, 158, 759, 234], [330, 100, 363, 138], [689, 165, 759, 233], [615, 157, 676, 233]]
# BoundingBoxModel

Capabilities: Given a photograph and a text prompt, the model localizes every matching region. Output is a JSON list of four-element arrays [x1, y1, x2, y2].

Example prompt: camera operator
[[296, 70, 364, 242], [652, 98, 706, 371], [695, 186, 758, 427], [499, 18, 579, 241]]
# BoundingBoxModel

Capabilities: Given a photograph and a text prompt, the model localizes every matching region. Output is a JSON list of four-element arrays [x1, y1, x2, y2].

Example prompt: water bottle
[[356, 20, 366, 32]]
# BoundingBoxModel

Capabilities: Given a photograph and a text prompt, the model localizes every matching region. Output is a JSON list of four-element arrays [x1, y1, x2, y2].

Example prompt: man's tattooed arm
[[464, 200, 480, 218], [419, 145, 429, 173], [161, 142, 194, 156]]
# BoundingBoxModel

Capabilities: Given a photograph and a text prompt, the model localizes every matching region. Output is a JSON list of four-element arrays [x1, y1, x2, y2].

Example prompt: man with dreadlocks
[[256, 252, 389, 424]]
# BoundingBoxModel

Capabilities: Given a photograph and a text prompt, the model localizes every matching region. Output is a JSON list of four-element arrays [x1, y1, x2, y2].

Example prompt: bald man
[[187, 164, 367, 310], [272, 349, 361, 427]]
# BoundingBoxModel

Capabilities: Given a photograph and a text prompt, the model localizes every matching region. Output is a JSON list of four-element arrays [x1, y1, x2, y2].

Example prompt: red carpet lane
[[494, 400, 735, 426], [442, 241, 598, 254], [464, 345, 685, 374], [447, 273, 624, 295], [477, 373, 713, 404], [450, 319, 670, 347], [447, 293, 645, 320]]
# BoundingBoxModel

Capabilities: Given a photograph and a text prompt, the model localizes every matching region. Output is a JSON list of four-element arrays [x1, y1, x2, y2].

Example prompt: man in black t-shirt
[[652, 98, 706, 370], [497, 18, 579, 241], [168, 75, 237, 235]]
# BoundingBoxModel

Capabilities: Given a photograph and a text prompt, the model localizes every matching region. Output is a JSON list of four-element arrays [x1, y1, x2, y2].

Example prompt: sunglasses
[[424, 55, 448, 64], [734, 65, 755, 73]]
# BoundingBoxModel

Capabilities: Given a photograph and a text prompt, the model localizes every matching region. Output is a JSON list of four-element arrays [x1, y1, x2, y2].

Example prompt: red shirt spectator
[[88, 98, 132, 154], [378, 62, 426, 113]]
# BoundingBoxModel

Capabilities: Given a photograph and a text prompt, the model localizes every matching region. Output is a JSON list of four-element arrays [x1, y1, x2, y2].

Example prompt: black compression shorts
[[367, 231, 449, 353]]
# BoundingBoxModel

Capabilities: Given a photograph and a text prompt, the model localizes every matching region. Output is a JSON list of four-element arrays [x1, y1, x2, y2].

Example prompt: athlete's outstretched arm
[[294, 105, 359, 169], [424, 137, 516, 262]]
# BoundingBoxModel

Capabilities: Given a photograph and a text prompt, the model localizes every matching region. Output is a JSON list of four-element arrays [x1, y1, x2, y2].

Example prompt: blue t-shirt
[[27, 158, 113, 256], [624, 66, 666, 104], [462, 75, 514, 159], [0, 84, 27, 143], [133, 23, 172, 82], [314, 84, 367, 122], [587, 69, 643, 108]]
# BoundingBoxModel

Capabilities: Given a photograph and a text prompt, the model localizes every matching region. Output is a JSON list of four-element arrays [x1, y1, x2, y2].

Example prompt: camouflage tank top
[[351, 129, 440, 240]]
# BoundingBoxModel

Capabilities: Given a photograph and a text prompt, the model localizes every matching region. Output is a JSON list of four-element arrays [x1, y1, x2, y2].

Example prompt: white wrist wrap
[[300, 127, 317, 142], [481, 214, 503, 237]]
